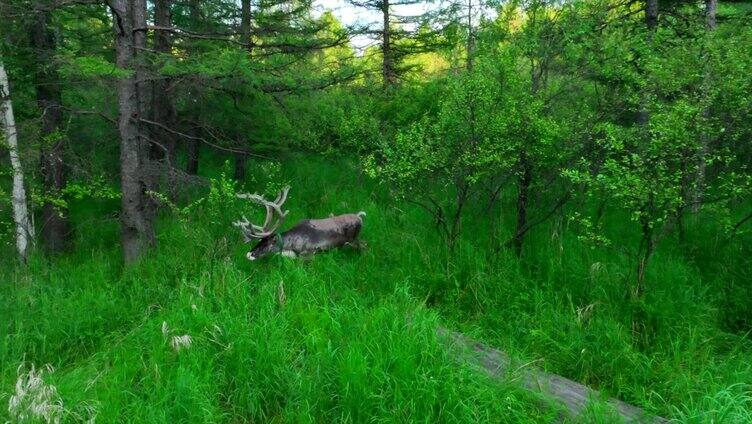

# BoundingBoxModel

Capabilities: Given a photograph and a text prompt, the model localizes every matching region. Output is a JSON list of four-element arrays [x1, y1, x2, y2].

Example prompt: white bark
[[0, 59, 35, 262]]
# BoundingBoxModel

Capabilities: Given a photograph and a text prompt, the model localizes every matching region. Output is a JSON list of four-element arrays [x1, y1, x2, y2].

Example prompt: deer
[[233, 186, 366, 260]]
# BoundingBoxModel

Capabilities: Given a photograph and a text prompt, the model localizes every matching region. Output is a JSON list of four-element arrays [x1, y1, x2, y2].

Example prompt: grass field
[[2, 154, 751, 422]]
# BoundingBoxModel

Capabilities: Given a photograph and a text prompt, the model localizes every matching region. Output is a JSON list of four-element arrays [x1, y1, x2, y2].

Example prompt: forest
[[1, 0, 751, 421]]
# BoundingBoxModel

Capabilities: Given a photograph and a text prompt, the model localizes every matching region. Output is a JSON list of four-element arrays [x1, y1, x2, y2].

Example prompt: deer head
[[233, 186, 290, 260]]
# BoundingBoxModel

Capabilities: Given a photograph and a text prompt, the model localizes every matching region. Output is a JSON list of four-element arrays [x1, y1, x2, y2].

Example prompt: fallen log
[[439, 328, 669, 423]]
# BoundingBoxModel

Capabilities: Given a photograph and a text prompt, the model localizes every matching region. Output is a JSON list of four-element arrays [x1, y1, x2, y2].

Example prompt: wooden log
[[439, 328, 669, 423]]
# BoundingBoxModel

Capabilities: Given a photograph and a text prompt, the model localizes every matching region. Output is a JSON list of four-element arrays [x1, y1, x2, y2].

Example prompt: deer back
[[282, 213, 364, 253]]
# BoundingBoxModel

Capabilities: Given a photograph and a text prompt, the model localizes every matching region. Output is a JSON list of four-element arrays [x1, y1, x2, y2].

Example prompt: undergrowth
[[2, 155, 750, 422]]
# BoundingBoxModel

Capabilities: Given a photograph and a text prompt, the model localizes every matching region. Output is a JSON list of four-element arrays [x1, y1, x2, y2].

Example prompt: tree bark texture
[[382, 0, 397, 87], [0, 60, 35, 262], [113, 0, 155, 263]]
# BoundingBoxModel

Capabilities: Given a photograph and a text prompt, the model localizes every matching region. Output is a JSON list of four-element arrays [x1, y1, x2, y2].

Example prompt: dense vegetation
[[2, 0, 751, 422]]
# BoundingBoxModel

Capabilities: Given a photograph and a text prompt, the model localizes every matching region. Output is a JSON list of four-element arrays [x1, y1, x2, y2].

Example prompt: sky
[[311, 0, 434, 52]]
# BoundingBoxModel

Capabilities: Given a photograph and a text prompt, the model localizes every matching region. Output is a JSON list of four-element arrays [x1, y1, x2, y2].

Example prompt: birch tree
[[0, 59, 35, 262]]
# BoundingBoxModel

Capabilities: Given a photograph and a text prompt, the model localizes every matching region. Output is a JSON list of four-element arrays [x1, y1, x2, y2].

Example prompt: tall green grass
[[2, 154, 751, 422]]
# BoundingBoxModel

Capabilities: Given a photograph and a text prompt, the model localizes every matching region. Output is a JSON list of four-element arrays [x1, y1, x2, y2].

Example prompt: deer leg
[[298, 250, 316, 261], [280, 250, 297, 259], [348, 239, 368, 250]]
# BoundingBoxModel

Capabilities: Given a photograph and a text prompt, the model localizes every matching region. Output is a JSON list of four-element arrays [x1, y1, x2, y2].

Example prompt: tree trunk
[[381, 0, 397, 87], [133, 0, 150, 163], [631, 217, 655, 341], [635, 219, 654, 300], [185, 0, 202, 175], [241, 0, 252, 47], [645, 0, 658, 34], [513, 154, 532, 257], [234, 0, 253, 180], [447, 181, 469, 249], [637, 0, 658, 126], [113, 0, 155, 263], [466, 0, 474, 71], [186, 137, 199, 175], [0, 60, 35, 263], [705, 0, 717, 29], [151, 0, 177, 166], [631, 0, 659, 293], [134, 0, 158, 227], [31, 9, 71, 253], [692, 0, 717, 213], [234, 151, 248, 181]]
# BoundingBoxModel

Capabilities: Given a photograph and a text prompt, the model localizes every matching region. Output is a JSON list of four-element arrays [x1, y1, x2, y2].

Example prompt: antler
[[233, 186, 290, 241]]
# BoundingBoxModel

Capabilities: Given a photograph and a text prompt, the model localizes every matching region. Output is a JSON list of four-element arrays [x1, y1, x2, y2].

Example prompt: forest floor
[[2, 154, 751, 423]]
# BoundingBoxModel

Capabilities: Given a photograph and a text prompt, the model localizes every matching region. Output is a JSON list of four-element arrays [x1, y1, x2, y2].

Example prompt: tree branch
[[139, 118, 270, 159]]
